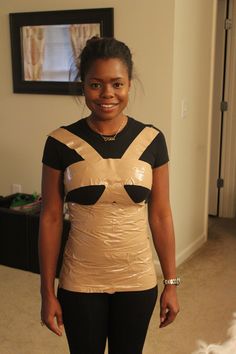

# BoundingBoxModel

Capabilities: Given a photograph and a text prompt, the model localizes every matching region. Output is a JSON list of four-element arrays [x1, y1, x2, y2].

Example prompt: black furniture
[[0, 194, 70, 277]]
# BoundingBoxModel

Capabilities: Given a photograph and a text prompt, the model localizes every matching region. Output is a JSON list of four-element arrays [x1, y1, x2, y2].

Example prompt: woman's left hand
[[159, 286, 180, 328]]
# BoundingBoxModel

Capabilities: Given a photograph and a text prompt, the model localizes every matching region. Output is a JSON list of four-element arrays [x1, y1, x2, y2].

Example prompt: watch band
[[163, 277, 181, 286]]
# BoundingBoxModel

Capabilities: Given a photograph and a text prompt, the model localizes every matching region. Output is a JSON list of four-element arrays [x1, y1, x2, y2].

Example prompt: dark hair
[[78, 37, 133, 82]]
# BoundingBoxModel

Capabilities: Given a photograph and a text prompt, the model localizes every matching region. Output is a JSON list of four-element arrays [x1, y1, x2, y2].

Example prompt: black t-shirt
[[42, 116, 169, 171]]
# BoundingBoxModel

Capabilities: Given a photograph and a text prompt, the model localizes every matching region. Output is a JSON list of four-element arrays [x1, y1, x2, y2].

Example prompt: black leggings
[[57, 286, 158, 354]]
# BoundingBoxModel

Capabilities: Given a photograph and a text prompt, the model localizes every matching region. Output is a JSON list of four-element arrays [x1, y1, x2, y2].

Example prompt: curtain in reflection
[[69, 24, 100, 71], [22, 26, 45, 81]]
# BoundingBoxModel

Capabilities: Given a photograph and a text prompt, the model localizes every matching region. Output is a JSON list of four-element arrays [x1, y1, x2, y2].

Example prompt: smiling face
[[83, 58, 131, 122]]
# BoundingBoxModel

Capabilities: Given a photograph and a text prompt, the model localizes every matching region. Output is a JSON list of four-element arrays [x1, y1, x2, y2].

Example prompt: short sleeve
[[153, 131, 169, 168], [42, 136, 64, 170]]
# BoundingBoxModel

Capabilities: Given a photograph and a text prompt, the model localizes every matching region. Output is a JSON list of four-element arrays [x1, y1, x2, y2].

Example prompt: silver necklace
[[88, 117, 126, 141]]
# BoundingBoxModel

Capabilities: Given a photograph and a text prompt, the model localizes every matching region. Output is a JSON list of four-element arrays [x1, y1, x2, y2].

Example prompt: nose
[[101, 84, 114, 98]]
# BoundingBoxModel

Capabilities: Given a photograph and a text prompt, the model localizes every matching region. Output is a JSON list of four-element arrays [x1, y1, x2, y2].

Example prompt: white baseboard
[[176, 232, 207, 267], [154, 232, 207, 276]]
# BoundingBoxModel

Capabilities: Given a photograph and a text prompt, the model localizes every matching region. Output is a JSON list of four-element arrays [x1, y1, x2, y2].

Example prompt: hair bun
[[86, 36, 100, 45]]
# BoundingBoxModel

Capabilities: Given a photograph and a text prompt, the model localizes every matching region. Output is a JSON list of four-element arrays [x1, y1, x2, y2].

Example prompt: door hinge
[[225, 18, 232, 30], [217, 178, 224, 189], [220, 101, 228, 112]]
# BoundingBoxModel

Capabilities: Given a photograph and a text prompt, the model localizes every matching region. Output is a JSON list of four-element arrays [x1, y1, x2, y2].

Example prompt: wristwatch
[[163, 277, 181, 286]]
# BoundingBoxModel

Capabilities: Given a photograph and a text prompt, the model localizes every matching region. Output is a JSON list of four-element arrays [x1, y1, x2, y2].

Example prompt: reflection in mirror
[[21, 23, 100, 82]]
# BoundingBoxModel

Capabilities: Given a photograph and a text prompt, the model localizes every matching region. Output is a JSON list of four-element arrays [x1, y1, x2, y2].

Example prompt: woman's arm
[[148, 163, 180, 328], [38, 164, 64, 336]]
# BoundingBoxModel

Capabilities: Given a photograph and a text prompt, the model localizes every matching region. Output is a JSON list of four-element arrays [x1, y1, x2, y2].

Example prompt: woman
[[39, 37, 180, 354]]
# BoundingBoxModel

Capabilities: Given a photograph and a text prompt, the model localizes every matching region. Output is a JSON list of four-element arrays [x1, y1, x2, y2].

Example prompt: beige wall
[[0, 0, 216, 267], [170, 0, 217, 264]]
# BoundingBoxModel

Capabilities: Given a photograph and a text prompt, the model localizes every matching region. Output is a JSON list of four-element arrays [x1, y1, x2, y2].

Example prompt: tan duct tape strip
[[122, 126, 159, 159], [64, 159, 152, 195], [49, 127, 101, 162]]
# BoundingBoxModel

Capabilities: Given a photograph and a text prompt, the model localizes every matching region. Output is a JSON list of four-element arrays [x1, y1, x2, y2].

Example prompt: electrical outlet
[[12, 184, 22, 193]]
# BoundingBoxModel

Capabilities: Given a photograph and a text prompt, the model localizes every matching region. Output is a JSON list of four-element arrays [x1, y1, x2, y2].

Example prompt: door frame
[[209, 0, 236, 218], [220, 0, 236, 217]]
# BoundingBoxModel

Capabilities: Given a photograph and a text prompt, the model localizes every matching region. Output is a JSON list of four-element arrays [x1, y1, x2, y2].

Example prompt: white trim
[[176, 233, 207, 267], [154, 233, 206, 276]]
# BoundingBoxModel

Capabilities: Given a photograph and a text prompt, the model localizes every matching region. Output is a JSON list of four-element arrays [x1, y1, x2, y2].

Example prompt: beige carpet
[[0, 217, 235, 354]]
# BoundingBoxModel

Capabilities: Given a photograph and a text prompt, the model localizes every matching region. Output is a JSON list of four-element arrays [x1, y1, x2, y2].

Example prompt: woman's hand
[[159, 286, 180, 328], [41, 294, 64, 336]]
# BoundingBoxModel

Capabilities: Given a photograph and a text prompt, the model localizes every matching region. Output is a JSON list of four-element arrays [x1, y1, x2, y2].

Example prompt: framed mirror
[[9, 8, 114, 95]]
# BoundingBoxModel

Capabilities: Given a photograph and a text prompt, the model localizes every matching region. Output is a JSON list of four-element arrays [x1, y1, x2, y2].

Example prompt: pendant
[[102, 136, 116, 141]]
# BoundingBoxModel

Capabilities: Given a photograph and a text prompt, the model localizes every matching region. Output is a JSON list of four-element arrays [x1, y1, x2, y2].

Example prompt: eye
[[113, 82, 124, 88], [89, 82, 102, 89]]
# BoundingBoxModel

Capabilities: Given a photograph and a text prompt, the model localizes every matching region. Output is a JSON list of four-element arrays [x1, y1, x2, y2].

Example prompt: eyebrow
[[88, 77, 124, 81]]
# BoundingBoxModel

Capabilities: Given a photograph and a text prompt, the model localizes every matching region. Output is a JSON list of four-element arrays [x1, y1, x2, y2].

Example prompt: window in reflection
[[21, 23, 100, 82]]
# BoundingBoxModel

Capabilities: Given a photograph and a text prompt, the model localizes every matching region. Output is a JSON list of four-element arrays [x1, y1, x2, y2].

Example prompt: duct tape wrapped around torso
[[43, 117, 169, 293]]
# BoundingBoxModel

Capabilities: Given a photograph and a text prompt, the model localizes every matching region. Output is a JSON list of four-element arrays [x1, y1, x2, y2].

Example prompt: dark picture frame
[[9, 8, 114, 95]]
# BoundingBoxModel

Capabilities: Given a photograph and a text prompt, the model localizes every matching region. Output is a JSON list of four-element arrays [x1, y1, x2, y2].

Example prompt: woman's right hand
[[41, 295, 64, 336]]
